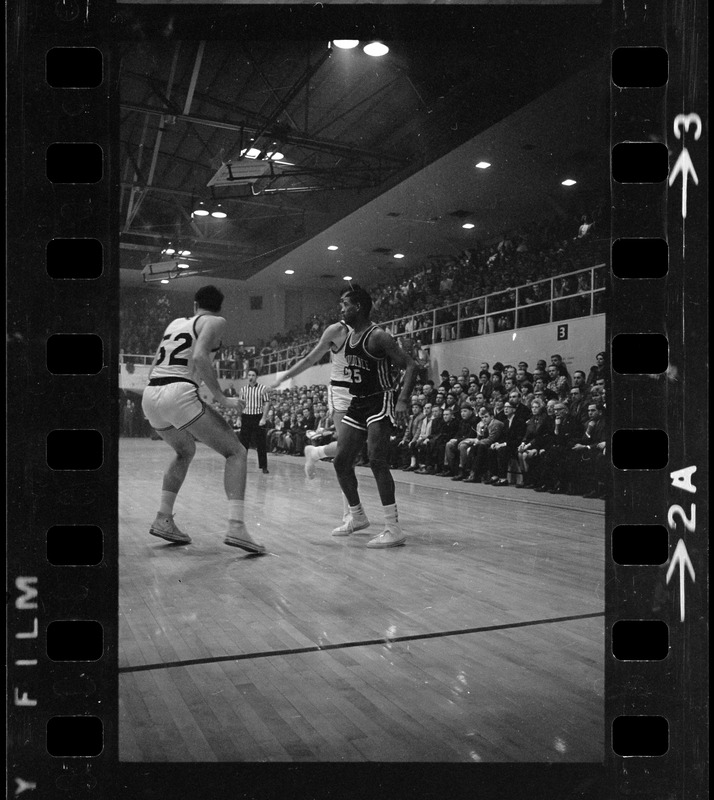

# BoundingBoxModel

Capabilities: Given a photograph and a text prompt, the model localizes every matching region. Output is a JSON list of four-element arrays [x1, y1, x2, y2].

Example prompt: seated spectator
[[506, 389, 531, 425], [397, 402, 425, 470], [438, 370, 451, 391], [550, 353, 571, 382], [477, 370, 493, 399], [407, 402, 435, 471], [571, 369, 588, 396], [517, 361, 534, 382], [567, 402, 608, 496], [586, 351, 608, 386], [534, 402, 581, 493], [486, 400, 528, 485], [443, 405, 480, 478], [567, 385, 589, 430], [546, 364, 570, 400], [433, 407, 460, 476], [461, 407, 505, 483], [516, 398, 549, 488], [414, 406, 444, 474], [519, 381, 534, 407]]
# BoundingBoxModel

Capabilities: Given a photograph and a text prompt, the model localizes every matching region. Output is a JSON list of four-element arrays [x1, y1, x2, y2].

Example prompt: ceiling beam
[[120, 103, 409, 165]]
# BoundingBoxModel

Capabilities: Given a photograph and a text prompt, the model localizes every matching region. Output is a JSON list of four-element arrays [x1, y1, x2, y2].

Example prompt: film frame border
[[6, 0, 708, 798]]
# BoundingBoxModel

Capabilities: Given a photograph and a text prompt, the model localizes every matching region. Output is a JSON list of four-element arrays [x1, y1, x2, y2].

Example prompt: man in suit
[[487, 401, 528, 485], [566, 385, 589, 431], [444, 404, 480, 478], [568, 402, 608, 496], [461, 407, 504, 483], [534, 402, 581, 493]]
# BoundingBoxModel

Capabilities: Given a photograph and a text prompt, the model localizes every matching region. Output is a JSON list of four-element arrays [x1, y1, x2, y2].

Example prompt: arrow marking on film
[[665, 539, 695, 622], [669, 148, 699, 220]]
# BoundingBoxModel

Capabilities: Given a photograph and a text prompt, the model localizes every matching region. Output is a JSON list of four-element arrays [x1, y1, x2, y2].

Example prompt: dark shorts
[[342, 392, 396, 433]]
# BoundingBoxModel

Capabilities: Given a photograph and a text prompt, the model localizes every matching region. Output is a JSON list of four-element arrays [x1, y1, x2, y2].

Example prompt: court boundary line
[[119, 610, 604, 675]]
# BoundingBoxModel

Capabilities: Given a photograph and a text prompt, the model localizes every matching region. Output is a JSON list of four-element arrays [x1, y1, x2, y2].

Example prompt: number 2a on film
[[668, 466, 697, 532]]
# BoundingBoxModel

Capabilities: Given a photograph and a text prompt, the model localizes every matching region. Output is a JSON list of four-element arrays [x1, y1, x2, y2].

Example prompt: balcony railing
[[121, 263, 606, 379]]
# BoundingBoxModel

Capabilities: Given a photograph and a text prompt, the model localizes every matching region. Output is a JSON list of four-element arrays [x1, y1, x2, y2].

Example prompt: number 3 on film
[[665, 466, 697, 622]]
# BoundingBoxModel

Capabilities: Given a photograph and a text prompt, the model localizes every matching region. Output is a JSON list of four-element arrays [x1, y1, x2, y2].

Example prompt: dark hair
[[195, 285, 224, 313], [247, 368, 260, 376], [340, 283, 373, 316]]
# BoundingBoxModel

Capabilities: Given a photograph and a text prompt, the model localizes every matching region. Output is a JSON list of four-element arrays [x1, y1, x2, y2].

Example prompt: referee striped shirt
[[239, 382, 268, 414]]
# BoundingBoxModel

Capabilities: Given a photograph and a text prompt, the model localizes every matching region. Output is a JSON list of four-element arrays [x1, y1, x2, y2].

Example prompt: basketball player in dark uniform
[[332, 285, 418, 548]]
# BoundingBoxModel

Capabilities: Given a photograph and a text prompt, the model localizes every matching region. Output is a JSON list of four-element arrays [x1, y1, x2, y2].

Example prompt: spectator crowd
[[204, 350, 609, 500]]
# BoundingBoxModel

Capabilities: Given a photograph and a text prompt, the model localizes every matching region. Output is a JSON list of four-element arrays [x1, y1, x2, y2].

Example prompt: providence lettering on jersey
[[343, 324, 393, 396]]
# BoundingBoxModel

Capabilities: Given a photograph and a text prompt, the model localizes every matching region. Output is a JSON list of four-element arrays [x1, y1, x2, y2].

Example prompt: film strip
[[6, 1, 707, 798]]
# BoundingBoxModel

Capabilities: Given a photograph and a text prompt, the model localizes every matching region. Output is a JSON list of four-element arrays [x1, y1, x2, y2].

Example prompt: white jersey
[[148, 314, 222, 384], [329, 321, 351, 385]]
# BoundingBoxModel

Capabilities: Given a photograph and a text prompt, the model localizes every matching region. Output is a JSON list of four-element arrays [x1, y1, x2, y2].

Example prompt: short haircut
[[340, 283, 373, 316], [195, 285, 224, 312], [247, 368, 260, 376], [551, 354, 562, 361]]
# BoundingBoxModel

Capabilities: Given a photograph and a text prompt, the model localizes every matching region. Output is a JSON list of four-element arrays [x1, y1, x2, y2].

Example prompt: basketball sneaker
[[331, 515, 370, 536], [304, 445, 321, 479], [149, 514, 191, 545], [365, 525, 406, 549], [223, 522, 266, 555]]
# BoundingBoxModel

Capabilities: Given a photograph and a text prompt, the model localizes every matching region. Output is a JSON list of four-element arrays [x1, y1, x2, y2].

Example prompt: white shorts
[[328, 384, 353, 415], [142, 381, 206, 431]]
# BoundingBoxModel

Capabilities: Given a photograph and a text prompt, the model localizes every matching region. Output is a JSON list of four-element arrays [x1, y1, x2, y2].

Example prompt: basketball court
[[119, 438, 604, 762]]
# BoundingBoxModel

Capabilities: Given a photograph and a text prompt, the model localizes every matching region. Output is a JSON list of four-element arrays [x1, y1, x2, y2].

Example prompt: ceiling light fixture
[[363, 42, 389, 57], [561, 179, 577, 186], [343, 275, 353, 281], [177, 262, 190, 269], [332, 40, 360, 50], [284, 269, 295, 275], [475, 162, 491, 169], [193, 200, 209, 217], [462, 223, 475, 230], [393, 253, 405, 259], [160, 279, 170, 284], [328, 245, 339, 251], [240, 147, 262, 159], [267, 152, 284, 161], [211, 203, 227, 219]]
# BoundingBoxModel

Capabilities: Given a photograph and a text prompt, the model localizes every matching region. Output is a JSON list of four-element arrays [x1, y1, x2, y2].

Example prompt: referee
[[239, 368, 270, 474]]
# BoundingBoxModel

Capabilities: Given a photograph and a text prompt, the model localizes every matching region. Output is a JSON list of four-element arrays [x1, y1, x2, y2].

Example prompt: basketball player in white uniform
[[141, 285, 266, 554], [271, 314, 357, 529]]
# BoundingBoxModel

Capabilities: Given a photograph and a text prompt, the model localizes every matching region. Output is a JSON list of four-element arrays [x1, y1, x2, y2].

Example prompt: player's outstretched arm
[[269, 322, 345, 389], [193, 317, 242, 410]]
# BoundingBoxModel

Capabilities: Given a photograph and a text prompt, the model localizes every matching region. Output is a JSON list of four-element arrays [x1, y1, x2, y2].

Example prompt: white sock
[[349, 503, 366, 519], [228, 500, 245, 523], [383, 503, 399, 526], [323, 441, 338, 458], [315, 445, 327, 459], [342, 493, 350, 520], [159, 491, 177, 516]]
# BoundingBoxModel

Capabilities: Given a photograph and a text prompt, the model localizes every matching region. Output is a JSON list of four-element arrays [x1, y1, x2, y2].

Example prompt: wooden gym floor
[[119, 438, 604, 762]]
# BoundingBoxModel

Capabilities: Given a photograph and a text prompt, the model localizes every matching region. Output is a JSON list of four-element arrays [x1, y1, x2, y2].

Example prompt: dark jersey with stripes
[[343, 324, 393, 397]]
